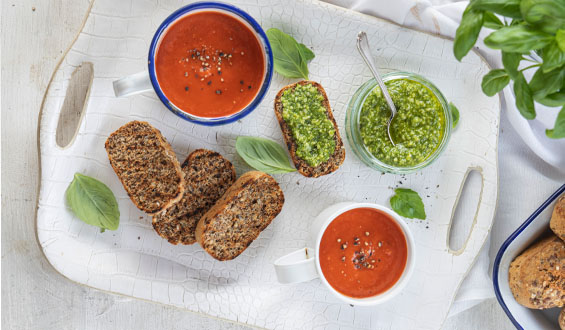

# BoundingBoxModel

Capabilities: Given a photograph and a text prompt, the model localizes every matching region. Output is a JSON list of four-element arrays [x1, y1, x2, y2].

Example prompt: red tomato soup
[[319, 208, 408, 298], [155, 11, 265, 118]]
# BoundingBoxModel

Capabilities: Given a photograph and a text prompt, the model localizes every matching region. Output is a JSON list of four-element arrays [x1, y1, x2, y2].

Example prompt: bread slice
[[195, 171, 284, 261], [560, 308, 565, 330], [551, 195, 565, 241], [274, 81, 345, 178], [508, 235, 565, 309], [152, 149, 236, 245], [105, 121, 184, 214]]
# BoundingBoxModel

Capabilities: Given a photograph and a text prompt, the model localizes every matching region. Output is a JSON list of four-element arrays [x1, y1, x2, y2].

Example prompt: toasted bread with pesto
[[274, 81, 345, 178]]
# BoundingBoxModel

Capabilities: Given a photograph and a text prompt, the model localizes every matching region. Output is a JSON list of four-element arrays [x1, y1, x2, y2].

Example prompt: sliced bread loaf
[[152, 149, 236, 245], [274, 81, 345, 178], [195, 171, 284, 261], [105, 121, 184, 214]]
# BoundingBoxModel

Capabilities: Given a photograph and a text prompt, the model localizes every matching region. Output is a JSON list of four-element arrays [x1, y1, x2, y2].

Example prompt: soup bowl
[[273, 202, 416, 306], [113, 2, 273, 126]]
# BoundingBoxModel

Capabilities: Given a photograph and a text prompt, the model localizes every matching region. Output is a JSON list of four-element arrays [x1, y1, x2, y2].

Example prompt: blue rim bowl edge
[[147, 1, 273, 126], [492, 184, 565, 330]]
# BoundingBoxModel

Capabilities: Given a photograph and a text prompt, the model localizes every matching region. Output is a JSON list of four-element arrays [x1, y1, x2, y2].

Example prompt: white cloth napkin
[[321, 0, 565, 319]]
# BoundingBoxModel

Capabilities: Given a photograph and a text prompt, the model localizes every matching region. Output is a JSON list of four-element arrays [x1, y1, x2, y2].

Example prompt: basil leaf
[[472, 0, 522, 18], [514, 72, 536, 119], [266, 28, 310, 79], [510, 18, 523, 26], [541, 42, 565, 73], [449, 102, 460, 129], [236, 136, 296, 174], [520, 0, 565, 34], [66, 173, 120, 231], [557, 29, 565, 52], [546, 106, 565, 138], [390, 188, 426, 220], [537, 89, 565, 107], [502, 52, 522, 79], [298, 43, 315, 62], [530, 66, 565, 99], [483, 12, 504, 30], [453, 8, 484, 61], [481, 69, 510, 96], [484, 25, 554, 53]]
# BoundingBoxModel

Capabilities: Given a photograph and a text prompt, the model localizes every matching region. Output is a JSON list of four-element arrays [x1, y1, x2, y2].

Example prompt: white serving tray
[[37, 0, 500, 329], [493, 185, 565, 330]]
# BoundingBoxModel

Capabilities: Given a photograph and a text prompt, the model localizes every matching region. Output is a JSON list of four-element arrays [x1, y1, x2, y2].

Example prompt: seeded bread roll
[[152, 149, 236, 245], [274, 81, 345, 178], [551, 195, 565, 241], [105, 121, 184, 214], [509, 235, 565, 309], [560, 308, 565, 330], [195, 171, 284, 261]]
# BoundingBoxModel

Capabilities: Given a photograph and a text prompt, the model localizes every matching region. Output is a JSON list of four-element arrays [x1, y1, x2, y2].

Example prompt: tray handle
[[54, 62, 94, 149], [447, 166, 486, 256]]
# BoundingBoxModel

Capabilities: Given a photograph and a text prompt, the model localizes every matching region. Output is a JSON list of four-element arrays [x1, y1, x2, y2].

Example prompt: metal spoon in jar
[[356, 31, 397, 146]]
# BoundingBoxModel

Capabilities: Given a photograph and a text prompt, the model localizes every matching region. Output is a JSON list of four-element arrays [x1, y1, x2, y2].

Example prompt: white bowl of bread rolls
[[494, 186, 565, 330]]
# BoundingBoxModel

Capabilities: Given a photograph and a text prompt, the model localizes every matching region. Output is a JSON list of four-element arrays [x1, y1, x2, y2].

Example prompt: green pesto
[[360, 79, 445, 167], [281, 84, 336, 167]]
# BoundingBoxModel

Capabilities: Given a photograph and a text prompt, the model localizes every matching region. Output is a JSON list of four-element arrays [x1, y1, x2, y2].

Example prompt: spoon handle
[[356, 32, 398, 123]]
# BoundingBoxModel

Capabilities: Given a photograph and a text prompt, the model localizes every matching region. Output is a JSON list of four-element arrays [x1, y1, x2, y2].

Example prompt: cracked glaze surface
[[37, 0, 499, 329]]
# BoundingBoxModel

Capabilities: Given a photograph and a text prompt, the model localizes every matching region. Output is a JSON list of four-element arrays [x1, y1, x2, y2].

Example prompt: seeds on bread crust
[[509, 235, 565, 309], [274, 81, 345, 178], [105, 121, 184, 214], [551, 195, 565, 241], [196, 171, 284, 261], [152, 149, 236, 245]]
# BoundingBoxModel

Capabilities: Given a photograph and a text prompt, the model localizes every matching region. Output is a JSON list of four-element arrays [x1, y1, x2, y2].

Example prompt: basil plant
[[453, 0, 565, 139]]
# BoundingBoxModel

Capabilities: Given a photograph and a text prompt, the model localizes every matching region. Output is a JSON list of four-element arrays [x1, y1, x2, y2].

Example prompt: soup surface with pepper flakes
[[155, 11, 265, 118], [319, 208, 408, 298]]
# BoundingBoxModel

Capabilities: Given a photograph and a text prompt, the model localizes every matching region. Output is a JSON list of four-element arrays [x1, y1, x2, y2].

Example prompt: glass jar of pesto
[[346, 72, 451, 173]]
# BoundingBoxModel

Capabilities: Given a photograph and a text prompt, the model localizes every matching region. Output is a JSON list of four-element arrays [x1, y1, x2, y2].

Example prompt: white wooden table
[[2, 1, 521, 329]]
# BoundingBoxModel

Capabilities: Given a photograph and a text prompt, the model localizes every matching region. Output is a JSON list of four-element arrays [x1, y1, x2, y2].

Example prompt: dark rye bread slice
[[152, 149, 236, 245], [195, 171, 284, 261], [509, 235, 565, 309], [274, 81, 345, 178], [105, 121, 184, 214]]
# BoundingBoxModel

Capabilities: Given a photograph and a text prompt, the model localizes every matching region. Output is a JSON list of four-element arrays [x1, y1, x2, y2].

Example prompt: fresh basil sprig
[[454, 8, 484, 61], [513, 72, 536, 119], [453, 0, 565, 139], [236, 136, 296, 174], [472, 0, 522, 19], [481, 69, 510, 96], [484, 26, 554, 53], [266, 28, 315, 79], [66, 173, 120, 232], [546, 106, 565, 138], [390, 188, 426, 220], [520, 0, 565, 34], [449, 102, 460, 129]]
